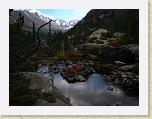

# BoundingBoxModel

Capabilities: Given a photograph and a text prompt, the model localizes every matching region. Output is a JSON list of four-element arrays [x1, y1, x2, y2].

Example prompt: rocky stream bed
[[35, 58, 139, 106]]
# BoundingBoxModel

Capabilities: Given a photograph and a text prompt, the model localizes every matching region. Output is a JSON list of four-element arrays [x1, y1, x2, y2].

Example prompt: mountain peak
[[10, 10, 81, 34], [53, 18, 80, 29], [29, 9, 54, 21], [27, 10, 80, 28]]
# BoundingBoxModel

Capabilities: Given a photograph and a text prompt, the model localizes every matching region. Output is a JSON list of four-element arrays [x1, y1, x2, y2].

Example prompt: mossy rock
[[9, 73, 40, 106], [42, 92, 56, 103]]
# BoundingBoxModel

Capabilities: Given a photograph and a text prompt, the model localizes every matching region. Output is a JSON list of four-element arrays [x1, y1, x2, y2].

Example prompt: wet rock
[[111, 71, 117, 75], [88, 61, 94, 66], [38, 64, 42, 68], [62, 75, 68, 79], [135, 75, 139, 78], [123, 78, 128, 83], [115, 79, 119, 84], [81, 71, 89, 78], [107, 87, 114, 91], [121, 74, 127, 78], [67, 77, 75, 83], [115, 61, 126, 66], [53, 70, 59, 74], [132, 78, 137, 81], [126, 72, 134, 76], [78, 75, 86, 82], [119, 65, 134, 71], [73, 75, 80, 81], [109, 74, 116, 81], [88, 67, 96, 73]]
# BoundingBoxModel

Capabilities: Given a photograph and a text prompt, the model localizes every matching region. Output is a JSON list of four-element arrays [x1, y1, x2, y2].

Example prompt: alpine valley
[[9, 10, 81, 36]]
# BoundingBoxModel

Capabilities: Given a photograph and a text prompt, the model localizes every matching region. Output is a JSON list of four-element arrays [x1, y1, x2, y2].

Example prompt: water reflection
[[38, 64, 139, 106], [52, 73, 139, 106]]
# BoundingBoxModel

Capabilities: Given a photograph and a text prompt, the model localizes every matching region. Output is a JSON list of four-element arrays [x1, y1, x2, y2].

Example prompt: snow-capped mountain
[[28, 10, 80, 30], [10, 10, 81, 35], [54, 19, 80, 29], [29, 9, 53, 22], [69, 19, 80, 26]]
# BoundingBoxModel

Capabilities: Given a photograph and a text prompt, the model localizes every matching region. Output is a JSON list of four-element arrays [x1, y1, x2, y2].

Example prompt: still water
[[39, 64, 139, 106]]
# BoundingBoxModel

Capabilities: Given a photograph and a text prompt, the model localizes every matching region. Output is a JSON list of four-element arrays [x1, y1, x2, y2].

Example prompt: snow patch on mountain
[[13, 9, 80, 31], [28, 9, 80, 29], [54, 19, 80, 30], [29, 9, 54, 22], [69, 19, 80, 26]]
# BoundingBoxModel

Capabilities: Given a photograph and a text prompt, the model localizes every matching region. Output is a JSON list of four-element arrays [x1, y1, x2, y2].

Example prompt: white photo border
[[0, 0, 148, 115]]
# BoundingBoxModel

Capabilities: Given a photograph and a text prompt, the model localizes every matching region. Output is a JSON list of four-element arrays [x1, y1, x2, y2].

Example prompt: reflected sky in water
[[38, 65, 139, 106], [53, 73, 139, 106]]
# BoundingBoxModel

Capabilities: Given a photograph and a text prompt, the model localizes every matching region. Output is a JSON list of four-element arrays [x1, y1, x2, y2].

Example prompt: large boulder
[[97, 44, 136, 59], [121, 44, 139, 60], [21, 72, 54, 91], [80, 43, 139, 60], [21, 72, 71, 106]]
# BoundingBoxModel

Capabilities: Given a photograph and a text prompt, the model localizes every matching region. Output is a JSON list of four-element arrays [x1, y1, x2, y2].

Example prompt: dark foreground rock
[[21, 72, 71, 106]]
